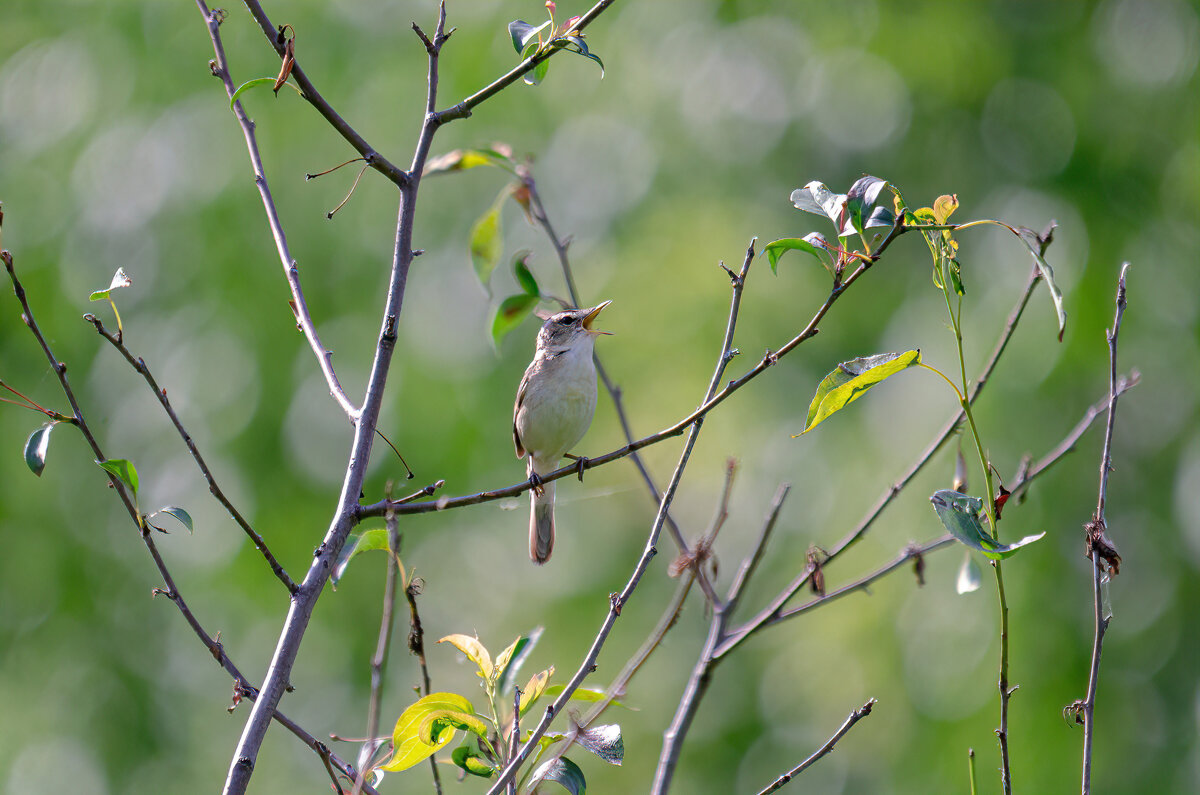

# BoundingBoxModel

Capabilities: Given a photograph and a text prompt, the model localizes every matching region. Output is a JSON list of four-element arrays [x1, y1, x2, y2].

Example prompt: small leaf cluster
[[375, 630, 624, 793], [509, 2, 605, 87]]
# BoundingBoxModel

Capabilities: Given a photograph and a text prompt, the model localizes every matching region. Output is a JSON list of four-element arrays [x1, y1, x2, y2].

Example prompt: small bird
[[513, 301, 612, 564]]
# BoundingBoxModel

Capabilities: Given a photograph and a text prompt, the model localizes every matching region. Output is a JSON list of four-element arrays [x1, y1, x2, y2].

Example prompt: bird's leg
[[564, 453, 589, 483], [528, 469, 545, 497]]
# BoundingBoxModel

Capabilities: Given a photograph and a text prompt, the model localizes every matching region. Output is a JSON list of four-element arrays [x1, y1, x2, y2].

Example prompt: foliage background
[[1, 0, 1197, 793]]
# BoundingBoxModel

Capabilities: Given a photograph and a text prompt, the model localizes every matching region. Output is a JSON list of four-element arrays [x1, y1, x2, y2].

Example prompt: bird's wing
[[513, 365, 533, 458]]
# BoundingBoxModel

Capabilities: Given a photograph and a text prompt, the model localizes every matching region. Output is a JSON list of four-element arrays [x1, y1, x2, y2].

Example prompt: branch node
[[609, 592, 623, 616]]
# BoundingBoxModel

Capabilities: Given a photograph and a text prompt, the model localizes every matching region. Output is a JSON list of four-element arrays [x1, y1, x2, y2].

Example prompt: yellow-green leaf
[[380, 692, 474, 772], [799, 351, 922, 435], [418, 709, 488, 743], [438, 634, 494, 680], [519, 666, 554, 715]]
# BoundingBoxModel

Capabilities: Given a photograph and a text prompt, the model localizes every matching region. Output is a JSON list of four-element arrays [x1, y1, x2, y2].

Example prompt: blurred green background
[[2, 0, 1197, 793]]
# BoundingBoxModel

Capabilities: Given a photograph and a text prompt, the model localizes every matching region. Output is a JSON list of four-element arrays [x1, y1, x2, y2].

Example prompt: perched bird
[[513, 301, 612, 564]]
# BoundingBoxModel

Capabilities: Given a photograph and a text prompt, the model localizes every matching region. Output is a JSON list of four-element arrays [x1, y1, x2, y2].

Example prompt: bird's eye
[[557, 316, 576, 326]]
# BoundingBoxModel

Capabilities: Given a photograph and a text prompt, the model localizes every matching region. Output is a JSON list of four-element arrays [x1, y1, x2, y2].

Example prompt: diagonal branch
[[435, 0, 618, 123], [86, 315, 296, 593], [363, 224, 909, 522], [520, 166, 721, 606], [196, 1, 358, 421], [3, 249, 377, 794], [240, 0, 409, 186], [755, 699, 877, 794]]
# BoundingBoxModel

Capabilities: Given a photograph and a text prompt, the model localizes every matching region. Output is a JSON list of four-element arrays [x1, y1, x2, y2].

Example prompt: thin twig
[[651, 484, 789, 794], [196, 0, 358, 420], [404, 573, 443, 795], [3, 249, 378, 795], [239, 0, 408, 186], [435, 0, 617, 123], [483, 240, 757, 795], [1081, 263, 1129, 794], [352, 492, 401, 795], [754, 698, 877, 794], [86, 315, 296, 593]]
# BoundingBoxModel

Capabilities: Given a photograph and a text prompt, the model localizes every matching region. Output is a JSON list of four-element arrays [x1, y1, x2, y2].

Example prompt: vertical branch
[[219, 6, 451, 793], [352, 494, 401, 795], [1081, 263, 1129, 794]]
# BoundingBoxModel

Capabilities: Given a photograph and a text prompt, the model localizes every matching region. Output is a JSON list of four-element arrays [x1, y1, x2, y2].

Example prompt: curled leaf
[[332, 527, 392, 585], [24, 423, 55, 477], [529, 756, 586, 795], [519, 666, 555, 715], [929, 490, 1045, 560], [89, 268, 132, 301], [575, 723, 623, 765], [381, 692, 474, 772], [97, 458, 139, 497]]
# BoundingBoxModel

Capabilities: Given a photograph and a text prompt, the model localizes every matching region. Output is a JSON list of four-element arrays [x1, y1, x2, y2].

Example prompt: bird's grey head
[[536, 300, 612, 351]]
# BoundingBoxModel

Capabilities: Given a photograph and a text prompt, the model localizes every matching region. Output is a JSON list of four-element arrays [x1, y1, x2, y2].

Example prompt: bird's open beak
[[581, 300, 613, 334]]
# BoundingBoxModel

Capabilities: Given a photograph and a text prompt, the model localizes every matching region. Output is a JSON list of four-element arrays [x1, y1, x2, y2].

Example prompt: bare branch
[[3, 248, 378, 795], [239, 0, 409, 186], [86, 315, 296, 593], [196, 1, 358, 421], [755, 699, 877, 794], [219, 2, 452, 790], [1081, 262, 1130, 794]]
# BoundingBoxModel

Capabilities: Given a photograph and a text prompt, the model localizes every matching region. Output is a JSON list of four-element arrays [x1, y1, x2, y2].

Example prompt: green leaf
[[438, 634, 494, 681], [97, 458, 139, 497], [491, 293, 539, 347], [764, 233, 833, 274], [956, 551, 982, 594], [332, 527, 392, 585], [542, 685, 629, 709], [509, 19, 550, 53], [149, 506, 194, 534], [524, 57, 551, 86], [948, 256, 966, 296], [381, 692, 474, 772], [800, 350, 922, 435], [530, 756, 587, 795], [519, 666, 555, 715], [228, 77, 276, 110], [424, 147, 514, 176], [791, 181, 846, 225], [575, 723, 623, 766], [469, 190, 508, 287], [495, 626, 542, 696], [1015, 228, 1067, 341], [513, 251, 539, 295], [451, 744, 496, 778], [566, 37, 605, 77], [89, 268, 131, 301], [846, 176, 888, 235], [24, 424, 54, 477], [929, 489, 1045, 560], [418, 709, 489, 743]]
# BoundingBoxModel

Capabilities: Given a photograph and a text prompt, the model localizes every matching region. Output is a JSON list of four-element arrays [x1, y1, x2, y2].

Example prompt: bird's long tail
[[529, 478, 555, 564]]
